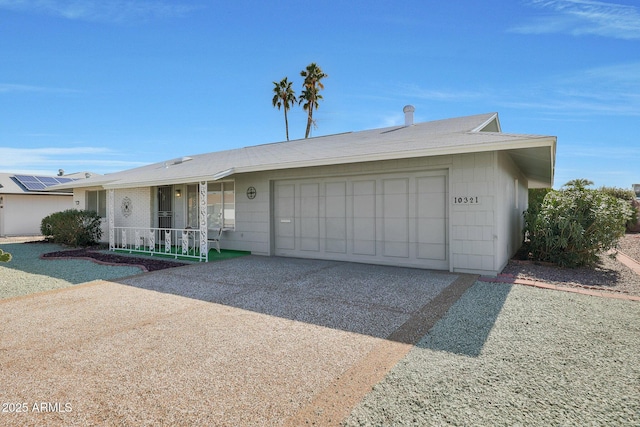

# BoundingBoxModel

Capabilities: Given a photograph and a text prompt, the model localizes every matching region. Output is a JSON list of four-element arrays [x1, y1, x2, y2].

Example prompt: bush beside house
[[523, 180, 634, 267], [41, 209, 103, 247]]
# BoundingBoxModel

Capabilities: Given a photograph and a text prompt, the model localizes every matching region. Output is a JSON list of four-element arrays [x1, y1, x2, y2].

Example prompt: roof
[[0, 173, 75, 195], [50, 112, 556, 191]]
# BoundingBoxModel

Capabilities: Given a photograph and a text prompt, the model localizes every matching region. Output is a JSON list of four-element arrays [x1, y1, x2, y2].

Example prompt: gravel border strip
[[284, 273, 478, 426], [481, 252, 640, 302]]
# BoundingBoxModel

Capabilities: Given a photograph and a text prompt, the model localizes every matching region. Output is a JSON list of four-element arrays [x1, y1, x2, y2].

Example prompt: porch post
[[108, 189, 115, 250], [199, 181, 208, 261]]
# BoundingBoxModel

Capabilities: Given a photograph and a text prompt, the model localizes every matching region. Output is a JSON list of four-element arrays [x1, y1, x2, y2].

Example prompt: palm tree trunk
[[305, 101, 314, 138], [284, 108, 289, 141]]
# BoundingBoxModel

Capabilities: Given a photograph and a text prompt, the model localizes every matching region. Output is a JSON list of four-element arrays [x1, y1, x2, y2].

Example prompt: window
[[86, 190, 107, 217], [207, 181, 235, 229], [187, 182, 235, 230], [186, 185, 199, 228]]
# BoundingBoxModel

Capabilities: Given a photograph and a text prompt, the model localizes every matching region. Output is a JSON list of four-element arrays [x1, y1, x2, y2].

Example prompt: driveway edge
[[284, 273, 478, 426]]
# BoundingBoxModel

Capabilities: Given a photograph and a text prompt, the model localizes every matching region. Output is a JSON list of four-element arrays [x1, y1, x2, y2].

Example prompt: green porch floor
[[112, 247, 251, 263]]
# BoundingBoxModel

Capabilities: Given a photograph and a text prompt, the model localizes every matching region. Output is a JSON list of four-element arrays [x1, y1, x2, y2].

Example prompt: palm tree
[[299, 63, 327, 138], [272, 77, 297, 141], [563, 179, 594, 191]]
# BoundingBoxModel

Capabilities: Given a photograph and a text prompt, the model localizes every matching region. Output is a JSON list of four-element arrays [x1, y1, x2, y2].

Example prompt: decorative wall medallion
[[246, 186, 257, 200], [121, 196, 133, 217]]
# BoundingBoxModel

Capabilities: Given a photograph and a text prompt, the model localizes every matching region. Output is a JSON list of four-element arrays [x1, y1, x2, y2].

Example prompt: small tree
[[524, 180, 633, 267], [41, 209, 103, 247], [0, 248, 11, 262]]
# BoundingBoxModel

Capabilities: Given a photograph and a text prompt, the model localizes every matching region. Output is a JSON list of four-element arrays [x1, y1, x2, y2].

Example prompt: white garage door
[[274, 170, 448, 270]]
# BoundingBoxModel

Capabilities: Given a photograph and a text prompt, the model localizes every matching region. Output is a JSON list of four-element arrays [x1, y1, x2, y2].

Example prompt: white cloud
[[391, 62, 640, 117], [0, 147, 145, 174], [399, 85, 487, 102], [0, 83, 79, 94], [0, 0, 200, 23], [512, 0, 640, 39]]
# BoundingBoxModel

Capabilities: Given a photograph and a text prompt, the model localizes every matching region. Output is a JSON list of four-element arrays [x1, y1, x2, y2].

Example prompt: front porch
[[110, 226, 210, 262], [106, 181, 236, 262]]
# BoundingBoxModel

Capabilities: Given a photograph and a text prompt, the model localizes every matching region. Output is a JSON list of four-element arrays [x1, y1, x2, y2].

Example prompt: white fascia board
[[102, 135, 556, 189], [46, 178, 118, 191], [231, 135, 557, 175], [470, 113, 500, 132], [212, 168, 235, 181], [102, 172, 236, 189]]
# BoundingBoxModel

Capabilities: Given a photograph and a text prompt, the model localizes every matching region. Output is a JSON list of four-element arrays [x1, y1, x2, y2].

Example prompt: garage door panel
[[352, 180, 376, 255], [416, 175, 447, 261], [325, 218, 346, 253], [419, 218, 446, 243], [325, 182, 346, 253], [383, 179, 409, 258], [300, 183, 319, 251], [274, 171, 448, 269], [418, 243, 447, 260], [353, 218, 376, 255], [274, 184, 295, 250]]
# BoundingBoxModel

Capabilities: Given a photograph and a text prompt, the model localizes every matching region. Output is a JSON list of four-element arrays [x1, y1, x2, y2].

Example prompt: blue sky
[[1, 0, 638, 189]]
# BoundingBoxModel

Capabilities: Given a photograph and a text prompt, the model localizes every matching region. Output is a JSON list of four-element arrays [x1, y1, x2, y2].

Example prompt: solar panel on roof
[[14, 174, 40, 182], [20, 181, 47, 191], [12, 175, 75, 192], [38, 177, 59, 184]]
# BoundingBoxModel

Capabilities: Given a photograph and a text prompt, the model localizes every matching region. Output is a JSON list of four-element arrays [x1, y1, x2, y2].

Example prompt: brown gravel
[[501, 233, 640, 297], [41, 248, 189, 272]]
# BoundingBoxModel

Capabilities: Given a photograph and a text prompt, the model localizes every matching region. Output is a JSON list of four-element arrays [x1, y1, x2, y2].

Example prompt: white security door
[[273, 170, 448, 270]]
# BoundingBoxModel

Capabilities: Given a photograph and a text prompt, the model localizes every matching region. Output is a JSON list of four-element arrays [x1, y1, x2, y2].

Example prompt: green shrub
[[41, 209, 103, 247], [600, 186, 639, 231], [523, 188, 552, 241], [0, 248, 11, 262], [523, 181, 634, 267]]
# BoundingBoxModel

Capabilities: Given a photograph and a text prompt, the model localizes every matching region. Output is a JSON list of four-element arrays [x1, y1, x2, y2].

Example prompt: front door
[[157, 186, 173, 229]]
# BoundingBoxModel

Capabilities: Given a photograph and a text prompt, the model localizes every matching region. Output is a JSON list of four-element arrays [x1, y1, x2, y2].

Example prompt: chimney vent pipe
[[403, 105, 415, 126]]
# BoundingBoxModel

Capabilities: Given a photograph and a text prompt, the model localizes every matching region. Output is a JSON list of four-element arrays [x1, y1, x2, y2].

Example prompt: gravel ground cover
[[0, 243, 143, 299], [501, 233, 640, 296], [345, 281, 640, 426]]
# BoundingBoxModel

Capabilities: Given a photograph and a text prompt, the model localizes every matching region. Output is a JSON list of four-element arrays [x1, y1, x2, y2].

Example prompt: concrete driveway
[[0, 256, 475, 426]]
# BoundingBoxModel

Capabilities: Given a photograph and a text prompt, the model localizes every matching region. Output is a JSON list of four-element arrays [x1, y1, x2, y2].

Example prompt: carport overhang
[[503, 138, 556, 189]]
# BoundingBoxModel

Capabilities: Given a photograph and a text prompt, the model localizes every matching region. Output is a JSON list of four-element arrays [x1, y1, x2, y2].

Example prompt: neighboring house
[[50, 110, 556, 276], [0, 173, 78, 236]]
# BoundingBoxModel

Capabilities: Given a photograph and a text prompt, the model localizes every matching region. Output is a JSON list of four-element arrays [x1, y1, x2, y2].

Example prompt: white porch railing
[[110, 227, 208, 262]]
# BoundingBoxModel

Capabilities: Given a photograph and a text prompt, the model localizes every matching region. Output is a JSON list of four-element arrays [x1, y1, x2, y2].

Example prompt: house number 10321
[[453, 196, 480, 204]]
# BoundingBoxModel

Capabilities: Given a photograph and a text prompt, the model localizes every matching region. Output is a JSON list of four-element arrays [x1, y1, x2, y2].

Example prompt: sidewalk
[[0, 235, 45, 244]]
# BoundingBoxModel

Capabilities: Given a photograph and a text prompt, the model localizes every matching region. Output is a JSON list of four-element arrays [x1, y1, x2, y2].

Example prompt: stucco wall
[[73, 187, 151, 243], [0, 194, 72, 236], [449, 152, 497, 274], [495, 151, 528, 272], [112, 188, 152, 229]]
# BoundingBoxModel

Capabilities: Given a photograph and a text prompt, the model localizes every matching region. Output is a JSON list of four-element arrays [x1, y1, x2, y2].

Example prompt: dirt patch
[[500, 233, 640, 297], [41, 248, 189, 272]]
